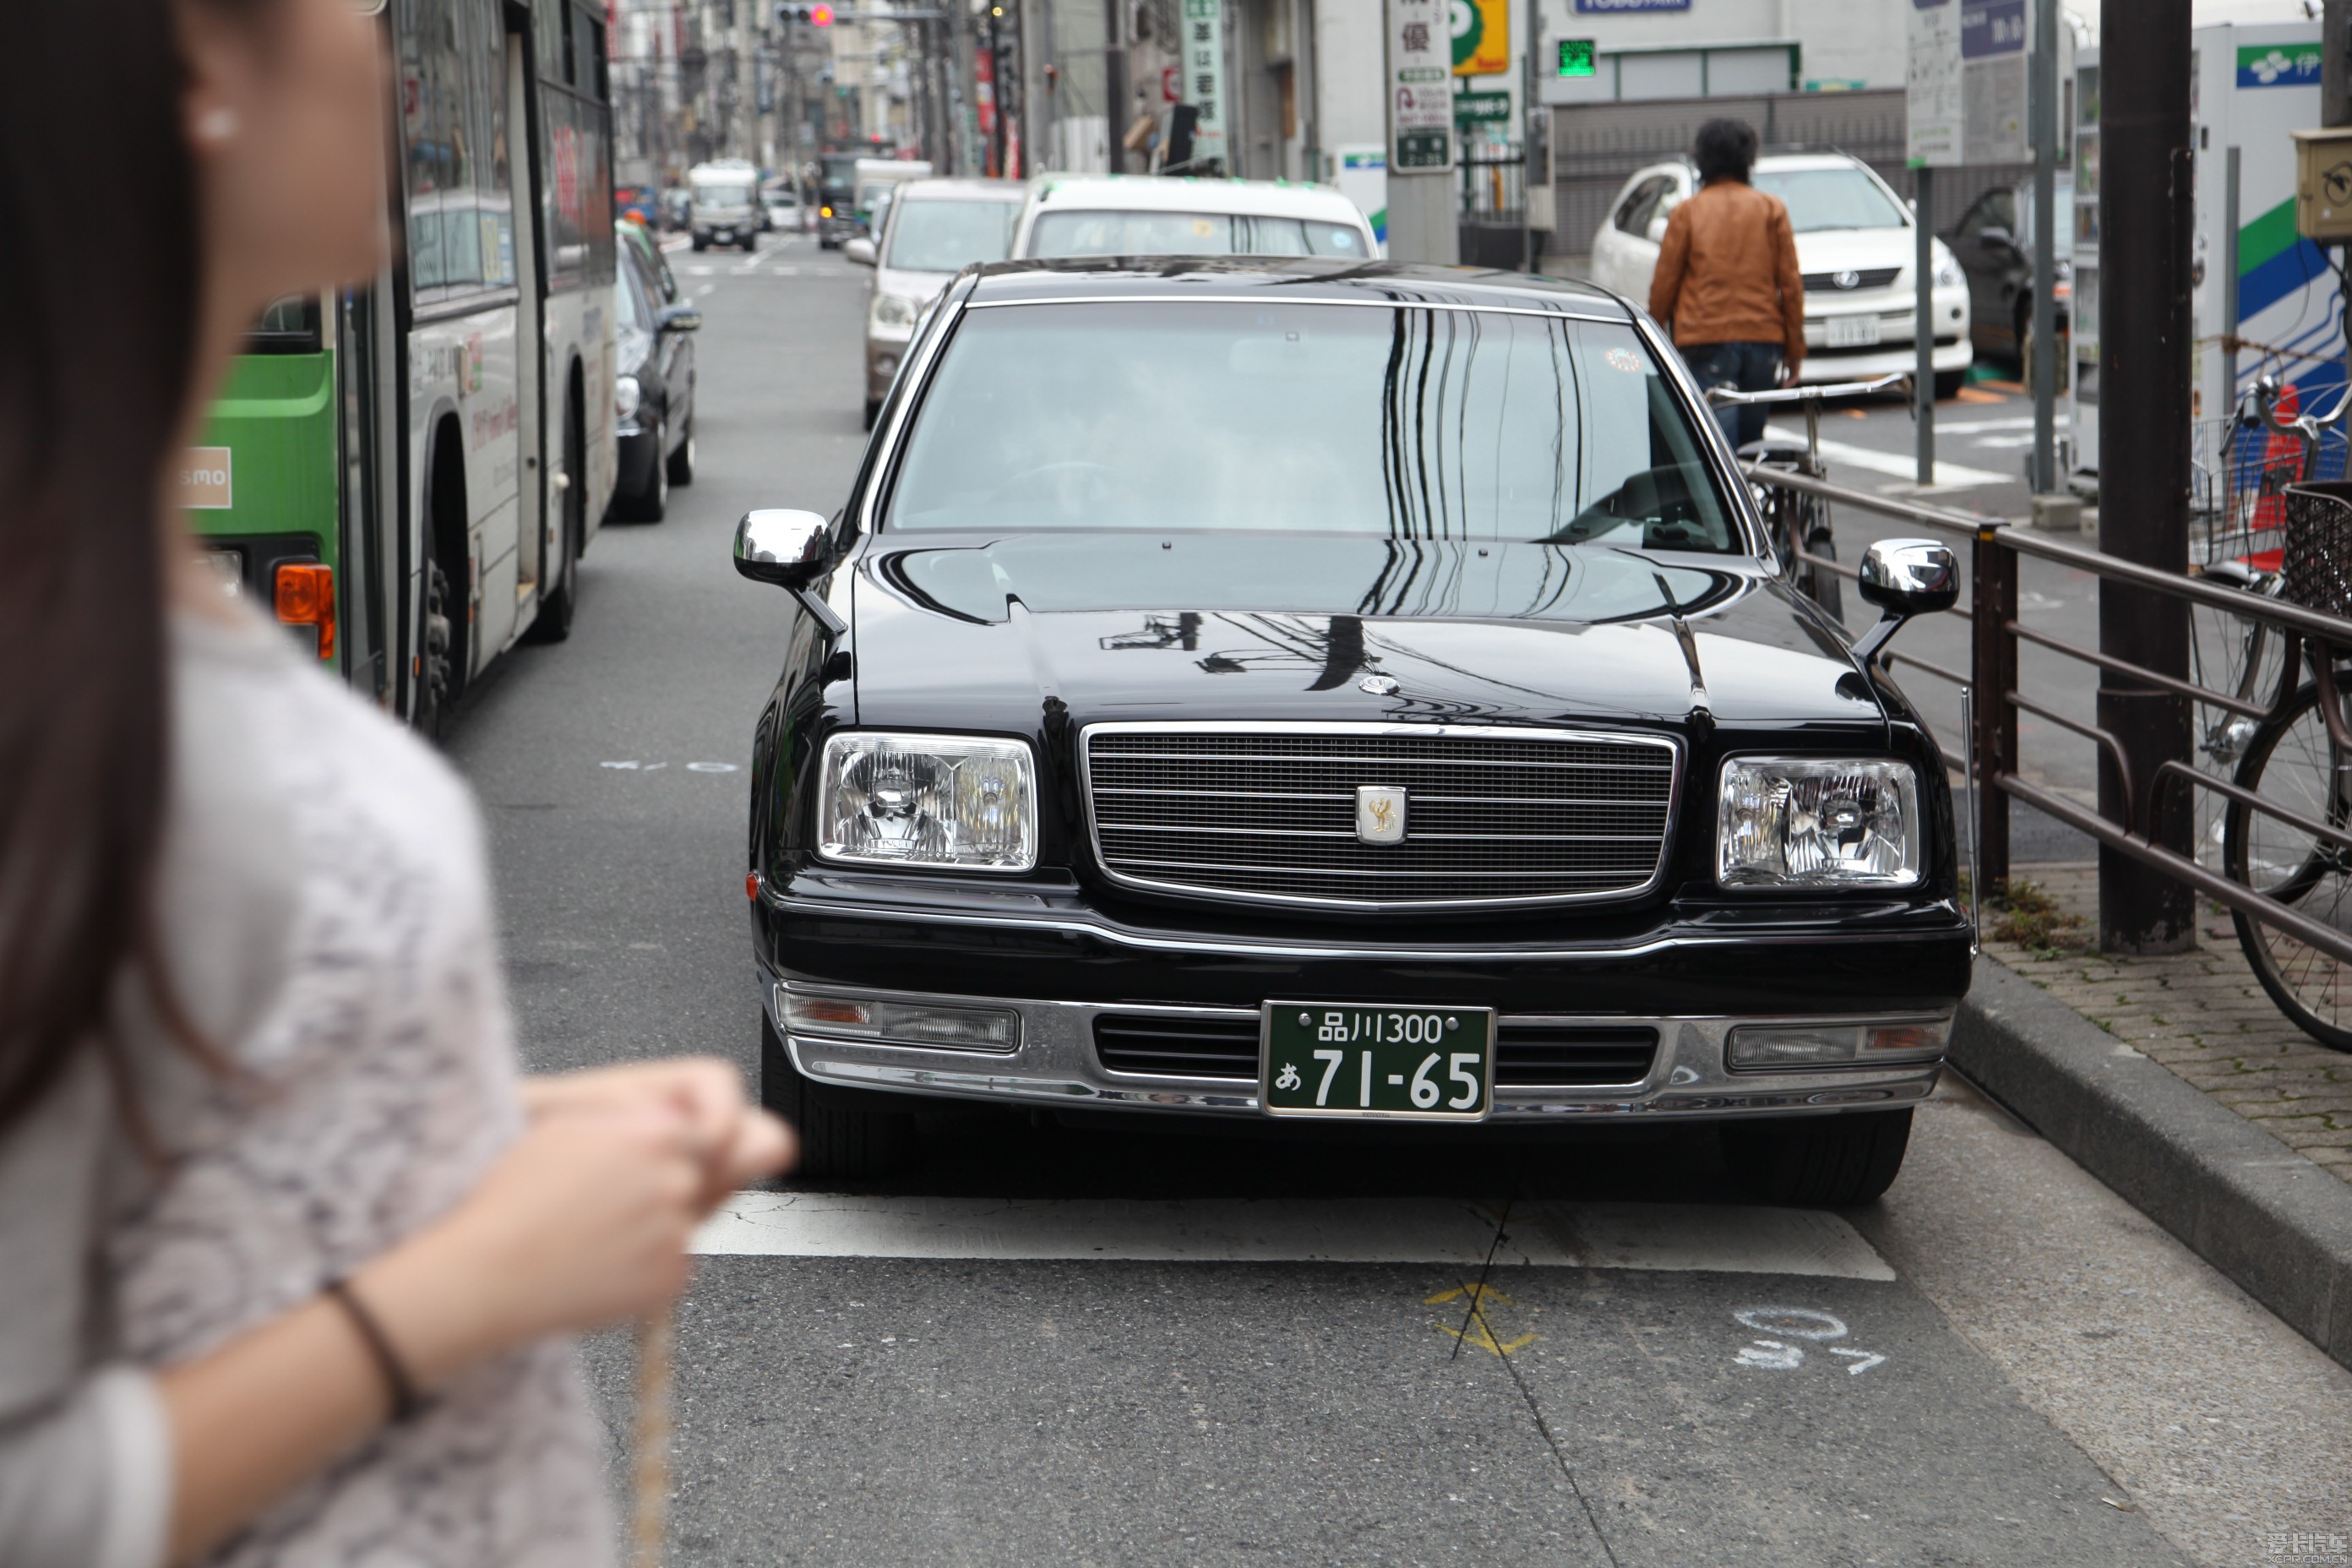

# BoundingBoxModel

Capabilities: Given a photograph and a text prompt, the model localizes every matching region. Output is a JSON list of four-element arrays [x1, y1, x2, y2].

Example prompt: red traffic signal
[[779, 3, 834, 22], [809, 3, 832, 22]]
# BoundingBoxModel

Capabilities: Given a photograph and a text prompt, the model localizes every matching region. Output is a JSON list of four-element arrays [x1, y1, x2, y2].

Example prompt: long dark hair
[[0, 0, 234, 1134]]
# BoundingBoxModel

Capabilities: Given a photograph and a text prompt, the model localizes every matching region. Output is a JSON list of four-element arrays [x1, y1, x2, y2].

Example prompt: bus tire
[[417, 554, 454, 740], [527, 395, 583, 643]]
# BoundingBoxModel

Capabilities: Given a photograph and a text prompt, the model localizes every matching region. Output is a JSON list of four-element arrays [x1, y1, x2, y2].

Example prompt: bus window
[[245, 296, 323, 355]]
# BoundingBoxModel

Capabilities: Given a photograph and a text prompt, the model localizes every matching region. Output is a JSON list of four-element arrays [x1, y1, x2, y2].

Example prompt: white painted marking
[[1830, 1348, 1887, 1375], [1935, 416, 2036, 433], [685, 761, 740, 773], [1767, 422, 2009, 488], [1735, 1340, 1805, 1369], [698, 284, 716, 297], [601, 760, 640, 770], [1733, 1306, 1849, 1340], [691, 1194, 1896, 1279]]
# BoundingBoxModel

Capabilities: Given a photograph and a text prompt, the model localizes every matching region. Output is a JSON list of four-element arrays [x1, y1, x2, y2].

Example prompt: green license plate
[[1260, 1004, 1494, 1121]]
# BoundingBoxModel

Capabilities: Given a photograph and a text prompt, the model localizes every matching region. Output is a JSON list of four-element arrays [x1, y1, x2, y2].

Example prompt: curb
[[1952, 954, 2352, 1372]]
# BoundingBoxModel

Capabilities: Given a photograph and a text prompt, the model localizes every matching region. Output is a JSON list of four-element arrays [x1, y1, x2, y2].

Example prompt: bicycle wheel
[[2223, 678, 2352, 1051], [1799, 512, 1843, 625]]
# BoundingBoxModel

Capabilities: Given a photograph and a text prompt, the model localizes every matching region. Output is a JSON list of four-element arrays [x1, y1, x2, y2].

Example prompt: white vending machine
[[2070, 21, 2341, 522]]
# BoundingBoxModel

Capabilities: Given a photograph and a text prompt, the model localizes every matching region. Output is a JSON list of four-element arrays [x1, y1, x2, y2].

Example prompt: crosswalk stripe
[[691, 1193, 1895, 1279]]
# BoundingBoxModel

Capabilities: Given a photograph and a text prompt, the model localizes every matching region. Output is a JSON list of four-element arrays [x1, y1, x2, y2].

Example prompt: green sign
[[1453, 90, 1511, 125], [1558, 38, 1596, 78]]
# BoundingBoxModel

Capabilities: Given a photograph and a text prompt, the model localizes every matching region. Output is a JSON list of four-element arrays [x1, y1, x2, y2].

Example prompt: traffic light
[[778, 3, 833, 23]]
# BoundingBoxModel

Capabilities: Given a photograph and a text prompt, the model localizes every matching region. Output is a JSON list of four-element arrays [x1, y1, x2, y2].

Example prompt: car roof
[[1751, 152, 1872, 173], [1026, 173, 1369, 225], [896, 177, 1026, 204], [960, 257, 1631, 316]]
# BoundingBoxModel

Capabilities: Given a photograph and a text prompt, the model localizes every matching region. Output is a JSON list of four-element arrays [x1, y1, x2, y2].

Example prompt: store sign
[[1452, 0, 1509, 77], [1182, 0, 1227, 168], [1389, 0, 1453, 172], [1454, 90, 1511, 125], [1573, 0, 1689, 11], [1908, 0, 1962, 167], [1910, 0, 2023, 168], [2240, 42, 2323, 89]]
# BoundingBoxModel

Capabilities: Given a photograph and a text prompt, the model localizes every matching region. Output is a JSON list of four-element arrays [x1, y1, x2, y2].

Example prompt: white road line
[[1936, 416, 2036, 433], [691, 1193, 1895, 1279], [1767, 422, 2010, 488]]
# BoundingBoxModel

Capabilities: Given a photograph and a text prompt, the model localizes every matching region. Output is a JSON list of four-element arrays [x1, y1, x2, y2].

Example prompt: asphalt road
[[443, 237, 2352, 1566]]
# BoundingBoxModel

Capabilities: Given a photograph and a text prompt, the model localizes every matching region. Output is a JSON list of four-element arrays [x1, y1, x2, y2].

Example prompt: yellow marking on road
[[1426, 1282, 1537, 1358]]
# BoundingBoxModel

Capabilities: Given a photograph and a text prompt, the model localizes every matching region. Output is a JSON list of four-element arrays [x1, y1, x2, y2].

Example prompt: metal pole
[[2030, 0, 2058, 493], [1103, 0, 1128, 173], [1915, 166, 1936, 486], [2224, 145, 2241, 429], [1971, 525, 2017, 895], [2096, 0, 2196, 954], [2327, 0, 2352, 130]]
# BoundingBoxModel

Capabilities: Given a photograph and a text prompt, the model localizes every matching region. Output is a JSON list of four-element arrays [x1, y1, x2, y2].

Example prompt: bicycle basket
[[2282, 482, 2352, 619]]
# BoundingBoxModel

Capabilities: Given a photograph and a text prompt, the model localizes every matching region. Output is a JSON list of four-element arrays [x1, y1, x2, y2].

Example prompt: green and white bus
[[188, 0, 618, 731]]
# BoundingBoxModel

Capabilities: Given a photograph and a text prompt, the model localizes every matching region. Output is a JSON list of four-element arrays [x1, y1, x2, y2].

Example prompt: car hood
[[849, 532, 1882, 732], [1794, 228, 1954, 280]]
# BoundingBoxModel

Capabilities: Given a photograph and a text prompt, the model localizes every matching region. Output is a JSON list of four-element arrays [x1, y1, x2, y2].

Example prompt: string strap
[[323, 1277, 423, 1424]]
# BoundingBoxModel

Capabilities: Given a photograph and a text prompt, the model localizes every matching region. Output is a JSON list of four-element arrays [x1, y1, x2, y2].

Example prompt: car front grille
[[1082, 726, 1679, 908], [1802, 266, 1903, 292], [1091, 1012, 1660, 1088]]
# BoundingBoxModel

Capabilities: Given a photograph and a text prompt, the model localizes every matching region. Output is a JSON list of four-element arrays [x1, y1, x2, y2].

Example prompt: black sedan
[[732, 260, 1971, 1201], [1949, 177, 2072, 368], [612, 228, 700, 521]]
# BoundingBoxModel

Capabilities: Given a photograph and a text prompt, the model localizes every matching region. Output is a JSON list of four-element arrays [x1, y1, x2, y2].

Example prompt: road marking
[[1767, 422, 2009, 488], [1936, 416, 2036, 433], [692, 1193, 1896, 1278], [1426, 1282, 1538, 1356]]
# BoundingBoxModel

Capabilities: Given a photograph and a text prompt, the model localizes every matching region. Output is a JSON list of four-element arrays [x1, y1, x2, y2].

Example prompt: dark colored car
[[1948, 177, 2073, 368], [732, 261, 1971, 1200], [612, 226, 700, 521]]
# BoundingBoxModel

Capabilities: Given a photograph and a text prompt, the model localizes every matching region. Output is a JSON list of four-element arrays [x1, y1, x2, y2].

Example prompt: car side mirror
[[733, 509, 832, 589], [844, 237, 878, 266], [1978, 225, 2014, 250], [656, 303, 702, 334], [1851, 538, 1960, 663]]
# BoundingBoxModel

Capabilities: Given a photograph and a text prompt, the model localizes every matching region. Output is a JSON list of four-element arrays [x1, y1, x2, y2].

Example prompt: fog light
[[1727, 1017, 1949, 1069], [782, 989, 1020, 1053]]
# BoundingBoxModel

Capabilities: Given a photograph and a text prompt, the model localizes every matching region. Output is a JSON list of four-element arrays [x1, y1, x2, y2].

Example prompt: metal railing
[[1740, 462, 2352, 972]]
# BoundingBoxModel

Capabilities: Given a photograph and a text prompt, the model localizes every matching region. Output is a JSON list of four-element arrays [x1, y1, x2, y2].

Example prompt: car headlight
[[817, 732, 1037, 871], [784, 989, 1021, 1053], [615, 373, 641, 420], [1936, 259, 1962, 288], [1717, 757, 1921, 888], [872, 291, 918, 329], [1727, 1016, 1950, 1069]]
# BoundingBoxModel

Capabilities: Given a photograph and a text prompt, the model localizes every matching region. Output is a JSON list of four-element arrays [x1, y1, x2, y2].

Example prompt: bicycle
[[1706, 373, 1908, 627], [2211, 378, 2352, 1049]]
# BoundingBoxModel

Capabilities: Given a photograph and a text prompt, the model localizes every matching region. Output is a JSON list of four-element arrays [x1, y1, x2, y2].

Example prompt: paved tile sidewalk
[[1985, 862, 2352, 1183]]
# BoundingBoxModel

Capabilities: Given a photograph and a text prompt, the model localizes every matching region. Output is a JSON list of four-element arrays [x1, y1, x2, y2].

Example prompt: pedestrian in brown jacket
[[1647, 118, 1806, 451]]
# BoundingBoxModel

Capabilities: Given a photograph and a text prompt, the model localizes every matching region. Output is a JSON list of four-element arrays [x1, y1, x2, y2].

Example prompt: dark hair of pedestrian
[[0, 0, 260, 1138], [1694, 119, 1758, 185]]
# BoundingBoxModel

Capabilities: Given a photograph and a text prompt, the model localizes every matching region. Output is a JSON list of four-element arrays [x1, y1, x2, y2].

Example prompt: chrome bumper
[[765, 978, 1945, 1123]]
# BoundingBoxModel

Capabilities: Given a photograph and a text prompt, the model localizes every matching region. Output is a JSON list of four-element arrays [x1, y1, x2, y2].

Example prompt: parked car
[[845, 177, 1025, 428], [659, 187, 691, 232], [1588, 152, 1973, 397], [1948, 177, 2074, 369], [612, 226, 700, 521], [731, 259, 1969, 1196], [689, 158, 761, 252], [1012, 173, 1378, 260]]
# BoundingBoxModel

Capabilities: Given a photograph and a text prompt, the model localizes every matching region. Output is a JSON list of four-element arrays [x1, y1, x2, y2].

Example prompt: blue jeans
[[1682, 340, 1783, 451]]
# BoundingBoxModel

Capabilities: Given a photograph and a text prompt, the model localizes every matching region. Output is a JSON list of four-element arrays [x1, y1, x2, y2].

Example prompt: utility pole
[[1914, 166, 1934, 485], [2029, 0, 2059, 497], [2327, 0, 2352, 129], [2096, 0, 2195, 954], [1103, 0, 1127, 173]]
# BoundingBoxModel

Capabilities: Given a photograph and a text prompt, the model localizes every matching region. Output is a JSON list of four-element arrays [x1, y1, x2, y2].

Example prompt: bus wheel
[[527, 406, 582, 643], [418, 555, 454, 740]]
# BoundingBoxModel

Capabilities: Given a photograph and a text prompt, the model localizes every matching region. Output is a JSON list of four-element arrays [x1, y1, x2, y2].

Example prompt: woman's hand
[[523, 1057, 794, 1210]]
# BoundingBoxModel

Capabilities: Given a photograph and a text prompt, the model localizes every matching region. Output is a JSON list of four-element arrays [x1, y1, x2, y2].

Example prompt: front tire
[[760, 1013, 917, 1179], [666, 414, 695, 486], [1933, 368, 1964, 400], [1722, 1109, 1912, 1206], [621, 419, 669, 522]]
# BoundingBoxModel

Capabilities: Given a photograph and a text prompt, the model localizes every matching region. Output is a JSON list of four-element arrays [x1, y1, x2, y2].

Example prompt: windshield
[[884, 199, 1021, 273], [695, 184, 754, 210], [1750, 168, 1908, 232], [888, 302, 1738, 554], [1028, 210, 1369, 259]]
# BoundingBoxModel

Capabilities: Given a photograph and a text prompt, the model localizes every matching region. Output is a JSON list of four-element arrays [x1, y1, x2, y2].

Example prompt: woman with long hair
[[0, 3, 792, 1563]]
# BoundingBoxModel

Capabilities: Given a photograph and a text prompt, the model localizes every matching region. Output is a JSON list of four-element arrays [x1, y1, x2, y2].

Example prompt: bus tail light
[[274, 563, 335, 661]]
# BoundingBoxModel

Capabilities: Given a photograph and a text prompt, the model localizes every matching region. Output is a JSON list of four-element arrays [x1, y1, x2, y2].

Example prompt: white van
[[852, 159, 934, 239], [688, 160, 761, 253]]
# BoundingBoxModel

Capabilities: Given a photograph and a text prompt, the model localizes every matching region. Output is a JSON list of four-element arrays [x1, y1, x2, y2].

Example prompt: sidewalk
[[1983, 862, 2352, 1185], [1957, 863, 2352, 1372]]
